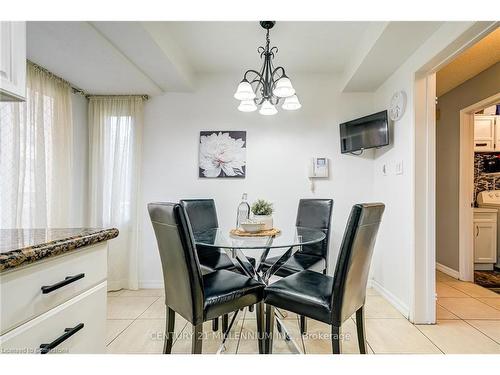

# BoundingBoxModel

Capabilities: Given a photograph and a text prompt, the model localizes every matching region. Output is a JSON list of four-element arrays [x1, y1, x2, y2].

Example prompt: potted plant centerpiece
[[251, 199, 274, 230]]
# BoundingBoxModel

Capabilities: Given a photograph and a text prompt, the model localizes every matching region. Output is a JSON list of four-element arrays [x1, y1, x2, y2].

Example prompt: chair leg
[[355, 306, 367, 354], [191, 323, 203, 354], [265, 305, 275, 354], [163, 307, 175, 354], [212, 318, 219, 332], [222, 314, 229, 332], [255, 302, 265, 354], [300, 315, 307, 335], [331, 325, 341, 354]]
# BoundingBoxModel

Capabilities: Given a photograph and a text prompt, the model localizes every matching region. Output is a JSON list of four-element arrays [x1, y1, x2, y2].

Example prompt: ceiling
[[437, 27, 500, 97], [26, 21, 444, 96]]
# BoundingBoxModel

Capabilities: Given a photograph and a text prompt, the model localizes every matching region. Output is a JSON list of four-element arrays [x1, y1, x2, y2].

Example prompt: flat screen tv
[[339, 110, 389, 154]]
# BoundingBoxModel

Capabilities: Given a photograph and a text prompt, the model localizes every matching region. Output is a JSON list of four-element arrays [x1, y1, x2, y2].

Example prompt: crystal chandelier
[[234, 21, 301, 115]]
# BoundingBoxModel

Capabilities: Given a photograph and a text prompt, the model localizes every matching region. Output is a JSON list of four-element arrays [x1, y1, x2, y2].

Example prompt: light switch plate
[[395, 161, 404, 175]]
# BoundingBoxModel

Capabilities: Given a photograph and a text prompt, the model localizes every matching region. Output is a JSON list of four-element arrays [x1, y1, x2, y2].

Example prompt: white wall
[[139, 73, 376, 287], [370, 22, 490, 320], [69, 93, 89, 226]]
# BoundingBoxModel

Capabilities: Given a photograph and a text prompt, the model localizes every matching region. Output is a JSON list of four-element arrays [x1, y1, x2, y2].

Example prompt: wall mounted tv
[[340, 110, 389, 154]]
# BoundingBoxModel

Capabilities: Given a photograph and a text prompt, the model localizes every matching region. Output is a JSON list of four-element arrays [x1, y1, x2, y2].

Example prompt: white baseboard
[[139, 280, 164, 289], [368, 278, 410, 319], [436, 262, 460, 279]]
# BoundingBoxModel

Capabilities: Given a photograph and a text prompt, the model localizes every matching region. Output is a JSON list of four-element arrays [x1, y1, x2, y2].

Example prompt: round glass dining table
[[194, 227, 326, 353], [193, 226, 326, 284], [193, 226, 326, 354]]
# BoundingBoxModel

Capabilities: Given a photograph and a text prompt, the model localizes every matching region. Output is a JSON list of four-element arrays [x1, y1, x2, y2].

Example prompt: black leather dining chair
[[261, 198, 333, 333], [148, 202, 265, 354], [263, 203, 385, 354], [180, 199, 257, 332]]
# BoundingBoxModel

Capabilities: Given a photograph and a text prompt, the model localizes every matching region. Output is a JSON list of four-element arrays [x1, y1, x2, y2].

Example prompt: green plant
[[251, 199, 274, 216]]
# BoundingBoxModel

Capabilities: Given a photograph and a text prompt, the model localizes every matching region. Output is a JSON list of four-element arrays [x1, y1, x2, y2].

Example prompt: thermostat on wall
[[309, 157, 329, 178]]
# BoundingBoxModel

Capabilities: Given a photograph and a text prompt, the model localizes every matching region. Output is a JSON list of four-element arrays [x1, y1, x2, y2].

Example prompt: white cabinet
[[473, 210, 497, 267], [0, 21, 26, 101], [0, 243, 108, 354], [474, 115, 496, 152]]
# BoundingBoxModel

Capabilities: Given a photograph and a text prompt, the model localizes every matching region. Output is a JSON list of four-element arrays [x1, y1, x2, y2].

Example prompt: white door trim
[[459, 92, 500, 281], [412, 22, 498, 324]]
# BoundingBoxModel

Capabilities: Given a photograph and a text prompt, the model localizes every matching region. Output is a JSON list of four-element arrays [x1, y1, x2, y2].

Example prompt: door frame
[[459, 92, 500, 281], [412, 22, 498, 324]]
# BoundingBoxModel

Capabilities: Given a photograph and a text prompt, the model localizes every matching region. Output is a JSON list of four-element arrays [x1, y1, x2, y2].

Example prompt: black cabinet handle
[[41, 273, 85, 294], [39, 323, 84, 354], [476, 143, 488, 147]]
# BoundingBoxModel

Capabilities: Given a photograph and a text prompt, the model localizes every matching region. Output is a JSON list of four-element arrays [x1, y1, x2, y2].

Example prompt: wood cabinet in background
[[0, 21, 26, 101]]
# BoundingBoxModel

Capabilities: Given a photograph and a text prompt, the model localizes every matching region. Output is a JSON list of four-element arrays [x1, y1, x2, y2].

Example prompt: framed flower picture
[[199, 131, 246, 178]]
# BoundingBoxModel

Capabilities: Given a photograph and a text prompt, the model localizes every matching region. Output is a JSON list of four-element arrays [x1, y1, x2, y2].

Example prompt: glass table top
[[193, 227, 326, 250]]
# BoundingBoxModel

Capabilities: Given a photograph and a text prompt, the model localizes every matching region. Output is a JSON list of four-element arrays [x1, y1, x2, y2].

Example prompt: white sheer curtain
[[88, 96, 143, 291], [0, 62, 73, 228]]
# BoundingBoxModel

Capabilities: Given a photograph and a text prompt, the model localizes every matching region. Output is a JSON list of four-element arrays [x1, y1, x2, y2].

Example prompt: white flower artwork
[[199, 131, 246, 178]]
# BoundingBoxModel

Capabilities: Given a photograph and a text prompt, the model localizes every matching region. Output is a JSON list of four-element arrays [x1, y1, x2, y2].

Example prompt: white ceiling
[[26, 21, 444, 96]]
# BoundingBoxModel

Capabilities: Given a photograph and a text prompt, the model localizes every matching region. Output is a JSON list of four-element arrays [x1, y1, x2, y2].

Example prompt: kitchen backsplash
[[474, 153, 500, 205]]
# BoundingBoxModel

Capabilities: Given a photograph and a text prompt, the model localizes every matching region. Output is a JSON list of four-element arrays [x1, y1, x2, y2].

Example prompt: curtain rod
[[28, 60, 149, 101], [86, 94, 150, 101]]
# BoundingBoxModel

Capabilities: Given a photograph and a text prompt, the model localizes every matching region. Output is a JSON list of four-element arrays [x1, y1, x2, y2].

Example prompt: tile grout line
[[461, 319, 500, 346], [413, 324, 445, 354], [234, 309, 247, 354], [106, 295, 161, 349]]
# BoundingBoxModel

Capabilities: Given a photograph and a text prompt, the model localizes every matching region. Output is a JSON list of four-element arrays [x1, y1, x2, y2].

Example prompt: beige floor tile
[[436, 283, 469, 298], [466, 320, 500, 344], [436, 304, 459, 320], [417, 320, 500, 354], [172, 318, 241, 354], [106, 319, 185, 353], [366, 319, 441, 354], [364, 295, 404, 319], [478, 298, 500, 311], [271, 317, 305, 354], [444, 281, 500, 298], [303, 318, 373, 354], [436, 271, 457, 283], [235, 318, 266, 354], [120, 288, 165, 297], [107, 296, 159, 319], [437, 297, 500, 320], [105, 319, 133, 345], [139, 298, 167, 319]]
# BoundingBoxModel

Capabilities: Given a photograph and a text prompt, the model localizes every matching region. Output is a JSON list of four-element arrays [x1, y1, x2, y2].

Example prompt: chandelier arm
[[272, 66, 286, 80]]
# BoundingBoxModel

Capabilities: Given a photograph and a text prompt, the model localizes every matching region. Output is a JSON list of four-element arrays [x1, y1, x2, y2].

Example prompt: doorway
[[413, 22, 499, 324]]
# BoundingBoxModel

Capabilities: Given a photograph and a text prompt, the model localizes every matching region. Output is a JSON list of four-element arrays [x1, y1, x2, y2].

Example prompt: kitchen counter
[[0, 228, 119, 272]]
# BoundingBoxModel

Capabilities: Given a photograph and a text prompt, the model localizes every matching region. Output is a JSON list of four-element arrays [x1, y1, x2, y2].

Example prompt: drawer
[[473, 212, 497, 222], [0, 243, 107, 335], [0, 281, 106, 354]]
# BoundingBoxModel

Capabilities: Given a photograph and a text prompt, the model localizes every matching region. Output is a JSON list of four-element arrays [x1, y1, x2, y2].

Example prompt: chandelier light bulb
[[234, 80, 256, 101], [273, 77, 295, 98], [282, 95, 302, 110], [259, 100, 278, 116], [238, 100, 257, 112]]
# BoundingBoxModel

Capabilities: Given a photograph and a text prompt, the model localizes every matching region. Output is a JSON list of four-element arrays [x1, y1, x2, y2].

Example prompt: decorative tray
[[230, 228, 281, 237]]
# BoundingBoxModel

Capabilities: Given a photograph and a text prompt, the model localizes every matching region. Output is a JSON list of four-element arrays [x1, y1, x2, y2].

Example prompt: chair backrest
[[331, 203, 385, 325], [295, 199, 333, 259], [148, 202, 204, 325], [180, 199, 219, 233]]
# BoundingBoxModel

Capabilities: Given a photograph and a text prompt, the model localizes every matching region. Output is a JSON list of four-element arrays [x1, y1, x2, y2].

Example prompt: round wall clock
[[389, 90, 407, 121]]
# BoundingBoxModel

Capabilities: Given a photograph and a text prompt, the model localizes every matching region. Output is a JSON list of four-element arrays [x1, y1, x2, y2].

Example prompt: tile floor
[[105, 271, 500, 354]]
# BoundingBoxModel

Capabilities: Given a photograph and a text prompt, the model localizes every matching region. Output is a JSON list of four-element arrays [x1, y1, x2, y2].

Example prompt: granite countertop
[[0, 228, 119, 272]]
